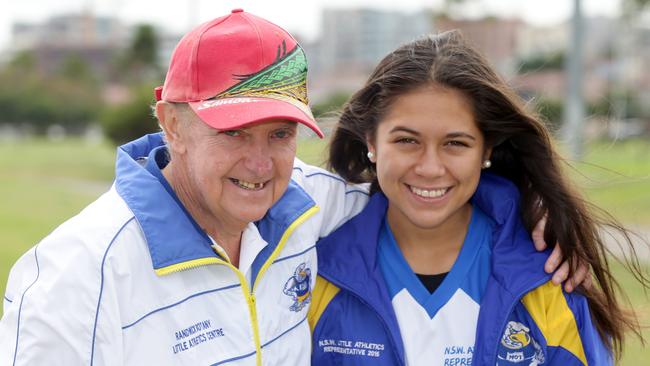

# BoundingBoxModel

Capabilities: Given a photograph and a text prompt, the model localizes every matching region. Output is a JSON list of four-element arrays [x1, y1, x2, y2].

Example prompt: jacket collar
[[114, 133, 317, 276], [472, 173, 552, 365], [472, 173, 552, 294], [316, 192, 406, 363]]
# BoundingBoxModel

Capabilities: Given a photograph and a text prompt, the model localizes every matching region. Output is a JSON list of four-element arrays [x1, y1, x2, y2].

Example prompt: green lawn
[[0, 138, 115, 300], [609, 258, 650, 364], [569, 140, 650, 224], [1, 137, 649, 363]]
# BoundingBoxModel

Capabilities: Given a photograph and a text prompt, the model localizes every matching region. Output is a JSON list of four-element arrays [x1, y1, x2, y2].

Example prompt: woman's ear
[[483, 147, 492, 162], [481, 147, 493, 169], [156, 102, 187, 155], [366, 136, 377, 163]]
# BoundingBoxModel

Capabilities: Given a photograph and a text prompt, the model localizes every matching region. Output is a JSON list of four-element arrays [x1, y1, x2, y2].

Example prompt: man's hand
[[532, 216, 592, 293]]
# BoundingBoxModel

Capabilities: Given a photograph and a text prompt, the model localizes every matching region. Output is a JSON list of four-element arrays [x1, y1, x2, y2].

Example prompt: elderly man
[[1, 9, 367, 365], [1, 9, 581, 366]]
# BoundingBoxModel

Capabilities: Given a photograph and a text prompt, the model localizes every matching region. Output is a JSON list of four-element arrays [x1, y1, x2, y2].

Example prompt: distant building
[[12, 12, 127, 50], [8, 12, 129, 79], [6, 12, 185, 84], [517, 23, 568, 60], [318, 8, 432, 72], [436, 17, 524, 77], [307, 8, 433, 101], [514, 16, 646, 108]]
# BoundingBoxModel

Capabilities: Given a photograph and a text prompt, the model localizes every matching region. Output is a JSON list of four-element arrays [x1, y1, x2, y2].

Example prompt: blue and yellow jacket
[[309, 174, 611, 366]]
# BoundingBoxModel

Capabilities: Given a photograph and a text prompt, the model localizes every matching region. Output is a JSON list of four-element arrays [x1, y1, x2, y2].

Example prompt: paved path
[[603, 225, 650, 264]]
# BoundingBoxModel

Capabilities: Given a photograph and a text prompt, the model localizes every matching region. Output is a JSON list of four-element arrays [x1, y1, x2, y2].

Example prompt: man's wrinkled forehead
[[215, 120, 298, 132]]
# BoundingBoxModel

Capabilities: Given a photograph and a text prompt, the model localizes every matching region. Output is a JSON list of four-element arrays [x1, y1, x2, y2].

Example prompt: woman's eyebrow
[[446, 132, 476, 140], [389, 126, 420, 135]]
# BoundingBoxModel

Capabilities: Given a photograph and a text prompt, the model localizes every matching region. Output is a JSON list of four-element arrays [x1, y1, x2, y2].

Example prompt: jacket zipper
[[154, 205, 320, 365], [211, 259, 263, 366]]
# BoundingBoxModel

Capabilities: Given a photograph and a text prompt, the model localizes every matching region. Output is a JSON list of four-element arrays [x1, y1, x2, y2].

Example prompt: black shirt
[[416, 272, 449, 294]]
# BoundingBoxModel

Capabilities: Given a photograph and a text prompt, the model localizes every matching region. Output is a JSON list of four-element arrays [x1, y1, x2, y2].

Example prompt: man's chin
[[235, 206, 273, 223]]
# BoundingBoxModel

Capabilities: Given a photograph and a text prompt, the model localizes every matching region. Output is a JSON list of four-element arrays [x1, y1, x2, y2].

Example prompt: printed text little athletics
[[172, 319, 225, 354], [444, 345, 474, 365], [319, 339, 385, 358]]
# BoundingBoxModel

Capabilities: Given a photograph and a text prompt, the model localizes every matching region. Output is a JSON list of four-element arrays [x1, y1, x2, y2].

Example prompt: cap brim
[[188, 97, 323, 138]]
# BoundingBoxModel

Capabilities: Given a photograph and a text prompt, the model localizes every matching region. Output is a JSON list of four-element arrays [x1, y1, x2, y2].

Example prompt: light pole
[[564, 0, 585, 160]]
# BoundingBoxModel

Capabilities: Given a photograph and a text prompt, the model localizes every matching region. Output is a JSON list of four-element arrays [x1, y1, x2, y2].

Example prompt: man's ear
[[156, 102, 187, 155]]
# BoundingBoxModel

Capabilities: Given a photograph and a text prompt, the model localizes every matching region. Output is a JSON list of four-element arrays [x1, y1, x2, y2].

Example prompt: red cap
[[156, 9, 323, 138]]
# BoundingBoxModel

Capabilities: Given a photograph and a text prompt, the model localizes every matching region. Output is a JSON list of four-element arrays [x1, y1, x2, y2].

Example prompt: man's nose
[[244, 142, 273, 175]]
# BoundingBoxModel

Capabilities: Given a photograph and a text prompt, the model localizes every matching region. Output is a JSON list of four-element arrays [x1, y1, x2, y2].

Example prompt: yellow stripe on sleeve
[[308, 275, 340, 333], [521, 281, 588, 365]]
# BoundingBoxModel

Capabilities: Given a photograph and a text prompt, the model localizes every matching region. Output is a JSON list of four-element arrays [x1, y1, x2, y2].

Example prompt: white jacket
[[0, 133, 369, 366]]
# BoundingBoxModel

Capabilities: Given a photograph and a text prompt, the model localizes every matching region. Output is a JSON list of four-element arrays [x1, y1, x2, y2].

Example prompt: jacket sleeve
[[520, 281, 612, 366], [0, 238, 123, 366], [292, 158, 369, 237]]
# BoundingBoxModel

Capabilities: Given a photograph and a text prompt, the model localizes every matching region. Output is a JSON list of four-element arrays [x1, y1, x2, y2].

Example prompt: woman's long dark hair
[[328, 30, 647, 358]]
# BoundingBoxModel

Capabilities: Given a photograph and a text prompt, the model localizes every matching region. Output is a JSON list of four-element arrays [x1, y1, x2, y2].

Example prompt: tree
[[99, 24, 164, 144], [518, 52, 565, 74], [0, 51, 102, 134], [311, 92, 351, 118], [117, 24, 162, 83], [534, 98, 564, 132], [7, 51, 37, 73], [100, 84, 161, 145], [60, 53, 95, 83]]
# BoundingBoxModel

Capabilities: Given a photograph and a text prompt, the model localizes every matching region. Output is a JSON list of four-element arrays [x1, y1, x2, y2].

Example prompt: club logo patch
[[497, 321, 545, 365], [283, 262, 312, 312]]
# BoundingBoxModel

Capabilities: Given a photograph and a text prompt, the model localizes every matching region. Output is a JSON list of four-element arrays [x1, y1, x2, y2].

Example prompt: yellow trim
[[159, 258, 263, 365], [154, 204, 320, 366], [154, 257, 224, 276], [215, 258, 262, 366], [211, 244, 231, 263], [521, 281, 588, 365], [252, 206, 320, 292], [308, 276, 340, 333]]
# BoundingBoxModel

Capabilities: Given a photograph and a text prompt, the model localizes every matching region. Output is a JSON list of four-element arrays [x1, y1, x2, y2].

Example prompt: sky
[[0, 0, 623, 49]]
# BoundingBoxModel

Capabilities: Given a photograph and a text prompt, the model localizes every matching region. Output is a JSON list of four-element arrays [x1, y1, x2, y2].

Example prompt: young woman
[[308, 31, 646, 365]]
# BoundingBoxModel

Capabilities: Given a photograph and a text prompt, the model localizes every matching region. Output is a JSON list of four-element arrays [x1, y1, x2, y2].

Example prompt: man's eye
[[273, 129, 294, 139], [223, 130, 241, 137]]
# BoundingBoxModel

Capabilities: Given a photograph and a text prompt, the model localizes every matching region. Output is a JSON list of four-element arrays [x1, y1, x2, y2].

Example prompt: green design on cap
[[215, 45, 308, 105]]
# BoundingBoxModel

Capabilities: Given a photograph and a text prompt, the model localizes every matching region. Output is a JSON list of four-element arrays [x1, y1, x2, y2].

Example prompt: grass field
[[570, 140, 650, 224], [0, 138, 115, 296], [1, 137, 649, 362]]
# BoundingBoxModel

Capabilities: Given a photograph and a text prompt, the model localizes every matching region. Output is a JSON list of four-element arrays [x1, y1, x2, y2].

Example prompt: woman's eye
[[396, 137, 417, 144], [446, 140, 469, 147]]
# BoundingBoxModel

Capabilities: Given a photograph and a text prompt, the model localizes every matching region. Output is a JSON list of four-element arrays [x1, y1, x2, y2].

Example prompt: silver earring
[[482, 160, 492, 169], [367, 151, 374, 160]]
